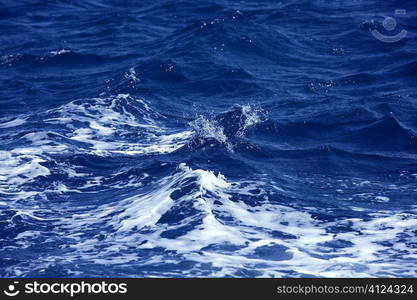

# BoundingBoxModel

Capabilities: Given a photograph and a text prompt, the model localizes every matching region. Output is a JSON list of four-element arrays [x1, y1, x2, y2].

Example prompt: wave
[[338, 115, 417, 153], [41, 93, 193, 156], [1, 50, 132, 70], [188, 104, 266, 150], [3, 162, 416, 277], [2, 0, 417, 278]]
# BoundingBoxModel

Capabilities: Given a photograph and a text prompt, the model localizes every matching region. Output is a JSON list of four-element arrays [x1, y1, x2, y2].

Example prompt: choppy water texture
[[1, 0, 417, 277]]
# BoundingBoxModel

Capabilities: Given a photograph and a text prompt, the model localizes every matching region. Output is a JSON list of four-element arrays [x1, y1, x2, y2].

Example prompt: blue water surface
[[1, 0, 417, 277]]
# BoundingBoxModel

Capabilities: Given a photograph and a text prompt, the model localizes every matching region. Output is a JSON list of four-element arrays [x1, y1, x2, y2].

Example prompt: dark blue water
[[1, 0, 417, 277]]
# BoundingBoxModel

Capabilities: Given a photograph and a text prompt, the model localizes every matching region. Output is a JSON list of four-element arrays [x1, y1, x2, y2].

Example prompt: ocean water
[[1, 0, 417, 277]]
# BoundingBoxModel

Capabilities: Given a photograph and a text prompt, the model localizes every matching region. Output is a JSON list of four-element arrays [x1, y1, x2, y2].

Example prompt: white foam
[[236, 104, 266, 137], [190, 116, 228, 144], [44, 94, 192, 156], [0, 151, 50, 188], [50, 49, 71, 56], [188, 104, 266, 151], [375, 196, 390, 202], [0, 117, 26, 128], [125, 67, 141, 82], [54, 163, 417, 277]]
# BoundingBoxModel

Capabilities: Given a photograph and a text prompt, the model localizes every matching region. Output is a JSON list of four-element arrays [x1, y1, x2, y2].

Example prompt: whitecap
[[50, 163, 417, 277]]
